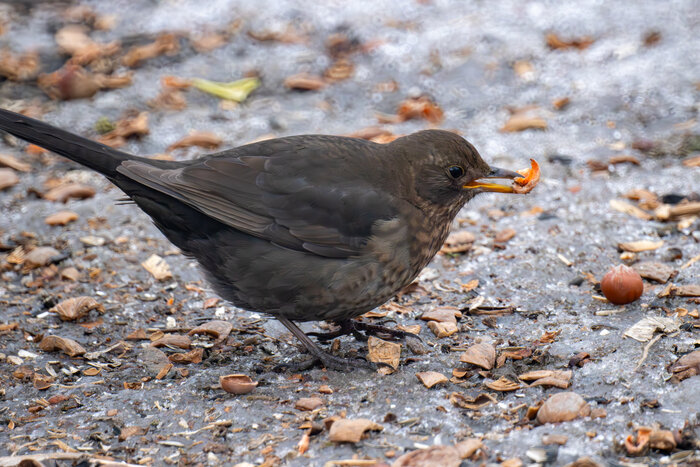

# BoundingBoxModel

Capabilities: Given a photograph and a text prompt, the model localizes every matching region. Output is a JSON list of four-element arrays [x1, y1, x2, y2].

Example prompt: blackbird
[[0, 108, 525, 370]]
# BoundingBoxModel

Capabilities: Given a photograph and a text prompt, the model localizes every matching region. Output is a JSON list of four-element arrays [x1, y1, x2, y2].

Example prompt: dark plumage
[[0, 108, 523, 370]]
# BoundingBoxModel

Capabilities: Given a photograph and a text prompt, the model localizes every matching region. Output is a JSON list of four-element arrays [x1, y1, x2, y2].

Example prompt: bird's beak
[[463, 166, 523, 193]]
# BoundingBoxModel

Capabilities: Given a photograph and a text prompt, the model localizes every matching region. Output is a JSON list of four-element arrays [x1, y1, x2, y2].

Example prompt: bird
[[0, 108, 527, 370]]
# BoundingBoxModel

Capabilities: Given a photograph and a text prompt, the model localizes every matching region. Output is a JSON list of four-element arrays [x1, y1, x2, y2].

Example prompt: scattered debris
[[328, 418, 383, 443], [220, 374, 257, 394], [50, 296, 104, 321], [536, 392, 591, 424]]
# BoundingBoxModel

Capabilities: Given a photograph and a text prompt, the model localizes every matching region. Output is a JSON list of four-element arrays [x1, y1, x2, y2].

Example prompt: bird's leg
[[276, 317, 373, 371]]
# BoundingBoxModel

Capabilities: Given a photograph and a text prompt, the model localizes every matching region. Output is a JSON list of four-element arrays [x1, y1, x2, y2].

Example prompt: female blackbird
[[0, 108, 525, 370]]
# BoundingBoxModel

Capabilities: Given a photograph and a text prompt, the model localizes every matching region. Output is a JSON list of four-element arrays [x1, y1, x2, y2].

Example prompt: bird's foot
[[307, 319, 421, 343], [274, 353, 375, 372], [276, 316, 375, 372]]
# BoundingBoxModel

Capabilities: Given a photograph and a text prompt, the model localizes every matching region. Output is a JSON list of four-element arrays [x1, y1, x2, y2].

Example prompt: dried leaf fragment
[[191, 77, 260, 102], [50, 296, 104, 321], [494, 228, 516, 243], [0, 168, 19, 190], [624, 316, 680, 342], [43, 183, 96, 202], [39, 335, 86, 357], [141, 254, 173, 281], [328, 418, 383, 443], [119, 425, 147, 442], [367, 336, 401, 370], [416, 371, 448, 388], [168, 131, 222, 151], [420, 307, 460, 324], [45, 210, 79, 226], [460, 342, 496, 370], [188, 320, 233, 340]]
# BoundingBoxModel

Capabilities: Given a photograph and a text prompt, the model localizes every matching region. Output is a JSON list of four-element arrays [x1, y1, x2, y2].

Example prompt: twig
[[634, 334, 662, 372]]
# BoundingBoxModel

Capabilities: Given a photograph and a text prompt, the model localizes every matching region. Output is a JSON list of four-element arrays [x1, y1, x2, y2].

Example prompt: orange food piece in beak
[[513, 159, 540, 194]]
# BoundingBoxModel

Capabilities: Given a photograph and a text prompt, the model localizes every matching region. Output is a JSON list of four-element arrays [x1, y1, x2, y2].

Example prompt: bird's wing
[[116, 137, 397, 258]]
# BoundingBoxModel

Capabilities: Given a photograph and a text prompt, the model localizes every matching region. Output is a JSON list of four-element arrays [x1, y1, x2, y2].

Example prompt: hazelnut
[[600, 264, 643, 305], [219, 374, 257, 394]]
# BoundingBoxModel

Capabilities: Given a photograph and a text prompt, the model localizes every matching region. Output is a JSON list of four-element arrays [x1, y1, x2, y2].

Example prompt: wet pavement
[[0, 0, 698, 465]]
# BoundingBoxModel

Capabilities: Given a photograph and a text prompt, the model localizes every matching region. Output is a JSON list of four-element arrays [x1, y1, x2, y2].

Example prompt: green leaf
[[191, 77, 260, 102]]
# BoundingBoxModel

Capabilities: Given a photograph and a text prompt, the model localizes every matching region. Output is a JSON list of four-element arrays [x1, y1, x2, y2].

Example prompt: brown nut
[[219, 374, 257, 395], [600, 264, 643, 305]]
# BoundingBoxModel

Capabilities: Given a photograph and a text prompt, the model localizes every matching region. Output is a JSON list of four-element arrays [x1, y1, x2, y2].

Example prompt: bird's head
[[388, 130, 525, 217]]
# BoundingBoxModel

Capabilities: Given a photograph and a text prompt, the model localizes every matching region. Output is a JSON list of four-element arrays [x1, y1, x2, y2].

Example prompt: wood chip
[[141, 254, 173, 280], [427, 321, 458, 338], [392, 445, 461, 467], [609, 199, 652, 220], [671, 285, 700, 297], [167, 131, 222, 151], [459, 342, 496, 370], [420, 307, 460, 324], [0, 153, 31, 172], [546, 33, 594, 50], [118, 425, 147, 442], [283, 73, 327, 91], [632, 261, 674, 283], [485, 376, 520, 392], [449, 392, 497, 410], [415, 371, 448, 388], [618, 240, 664, 252], [43, 183, 96, 202], [0, 168, 19, 190], [39, 335, 86, 357], [50, 296, 104, 321], [150, 334, 191, 349], [501, 108, 547, 132], [188, 320, 233, 340], [494, 228, 516, 243], [168, 348, 204, 364], [122, 33, 179, 67], [45, 210, 79, 226], [396, 96, 444, 124], [328, 418, 383, 443], [441, 230, 475, 254], [367, 336, 401, 370], [23, 246, 60, 268], [295, 397, 324, 411], [536, 392, 591, 424]]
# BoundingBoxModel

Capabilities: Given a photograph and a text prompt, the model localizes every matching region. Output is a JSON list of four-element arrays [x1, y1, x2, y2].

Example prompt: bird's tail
[[0, 108, 132, 178]]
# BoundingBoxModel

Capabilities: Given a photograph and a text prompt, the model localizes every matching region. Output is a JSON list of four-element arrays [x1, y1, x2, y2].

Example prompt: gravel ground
[[0, 1, 699, 466]]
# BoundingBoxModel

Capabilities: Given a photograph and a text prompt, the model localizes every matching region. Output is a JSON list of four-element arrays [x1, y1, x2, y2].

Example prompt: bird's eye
[[447, 165, 465, 179]]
